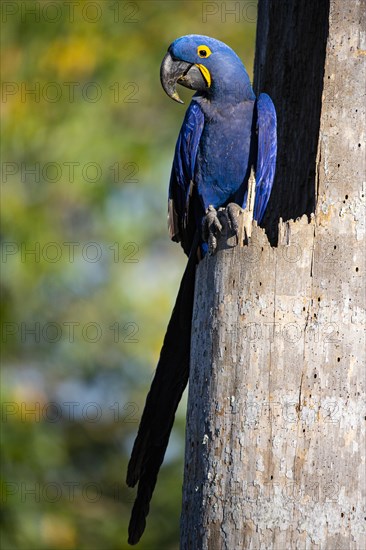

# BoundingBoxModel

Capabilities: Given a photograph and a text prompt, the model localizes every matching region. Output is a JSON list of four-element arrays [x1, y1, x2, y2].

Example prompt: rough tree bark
[[180, 1, 365, 549]]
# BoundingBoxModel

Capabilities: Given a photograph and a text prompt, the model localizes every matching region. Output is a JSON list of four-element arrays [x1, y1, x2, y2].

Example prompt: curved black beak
[[160, 51, 208, 104]]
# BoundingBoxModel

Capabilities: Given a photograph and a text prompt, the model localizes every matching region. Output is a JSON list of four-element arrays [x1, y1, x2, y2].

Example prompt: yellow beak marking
[[195, 64, 211, 87]]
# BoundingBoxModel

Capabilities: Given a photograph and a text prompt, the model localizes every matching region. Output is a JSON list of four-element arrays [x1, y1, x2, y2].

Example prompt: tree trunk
[[180, 1, 365, 549]]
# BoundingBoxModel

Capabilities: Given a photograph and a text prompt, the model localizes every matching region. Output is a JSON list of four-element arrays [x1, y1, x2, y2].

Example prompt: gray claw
[[226, 203, 243, 244], [202, 205, 223, 255], [226, 203, 240, 235]]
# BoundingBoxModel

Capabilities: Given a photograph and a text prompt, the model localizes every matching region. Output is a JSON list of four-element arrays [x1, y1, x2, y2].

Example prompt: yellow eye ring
[[197, 45, 212, 58]]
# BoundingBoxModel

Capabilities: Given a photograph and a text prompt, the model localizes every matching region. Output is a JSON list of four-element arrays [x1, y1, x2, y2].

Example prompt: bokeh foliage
[[1, 1, 256, 548]]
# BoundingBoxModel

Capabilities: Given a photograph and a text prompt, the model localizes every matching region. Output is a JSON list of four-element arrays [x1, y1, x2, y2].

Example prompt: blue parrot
[[126, 35, 277, 544]]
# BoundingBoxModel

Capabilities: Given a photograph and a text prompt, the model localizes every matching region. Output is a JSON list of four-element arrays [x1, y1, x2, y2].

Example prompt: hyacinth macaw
[[126, 35, 276, 544]]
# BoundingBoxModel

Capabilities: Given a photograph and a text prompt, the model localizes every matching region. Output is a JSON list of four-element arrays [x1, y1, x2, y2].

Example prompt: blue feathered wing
[[253, 93, 277, 223], [168, 100, 204, 255]]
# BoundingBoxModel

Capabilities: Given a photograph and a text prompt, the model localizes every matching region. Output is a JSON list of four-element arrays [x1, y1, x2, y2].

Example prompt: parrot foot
[[202, 205, 223, 255], [202, 203, 244, 254], [225, 203, 243, 243]]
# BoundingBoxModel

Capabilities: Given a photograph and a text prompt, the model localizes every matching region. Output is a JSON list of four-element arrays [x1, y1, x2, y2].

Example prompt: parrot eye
[[197, 45, 212, 58]]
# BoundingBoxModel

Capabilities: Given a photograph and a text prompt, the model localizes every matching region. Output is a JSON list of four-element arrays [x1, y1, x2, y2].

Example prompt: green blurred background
[[1, 1, 256, 548]]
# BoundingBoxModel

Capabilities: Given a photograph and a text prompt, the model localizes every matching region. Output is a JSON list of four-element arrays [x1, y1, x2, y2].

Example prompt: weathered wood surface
[[180, 0, 365, 548]]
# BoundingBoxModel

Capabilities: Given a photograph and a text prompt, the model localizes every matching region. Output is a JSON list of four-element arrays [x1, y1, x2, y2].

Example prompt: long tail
[[126, 236, 198, 545]]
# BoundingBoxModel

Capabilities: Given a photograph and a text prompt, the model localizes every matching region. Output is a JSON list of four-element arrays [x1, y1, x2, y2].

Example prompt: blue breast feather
[[168, 92, 277, 254]]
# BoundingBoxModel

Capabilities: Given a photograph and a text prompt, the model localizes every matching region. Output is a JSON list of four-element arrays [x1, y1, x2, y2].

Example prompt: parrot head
[[160, 34, 254, 104]]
